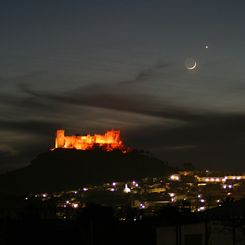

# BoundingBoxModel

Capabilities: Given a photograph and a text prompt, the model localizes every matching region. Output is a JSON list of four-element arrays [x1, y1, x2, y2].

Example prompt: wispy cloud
[[0, 61, 245, 172]]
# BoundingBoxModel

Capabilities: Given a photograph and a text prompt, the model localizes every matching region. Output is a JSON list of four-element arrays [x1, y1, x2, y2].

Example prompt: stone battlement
[[54, 129, 126, 152]]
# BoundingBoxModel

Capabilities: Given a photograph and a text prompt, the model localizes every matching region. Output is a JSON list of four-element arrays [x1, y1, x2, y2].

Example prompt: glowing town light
[[223, 185, 227, 189], [124, 184, 131, 193], [132, 181, 139, 187], [72, 203, 79, 209], [215, 178, 220, 182], [112, 182, 117, 186], [25, 197, 28, 200], [198, 183, 207, 186], [205, 178, 210, 182], [110, 188, 115, 192], [140, 203, 145, 209], [170, 175, 180, 181], [83, 187, 88, 192], [198, 194, 201, 198], [66, 200, 70, 204], [169, 193, 175, 197], [198, 207, 205, 212], [42, 193, 47, 198], [200, 199, 205, 203], [210, 178, 214, 182], [228, 185, 232, 189], [237, 176, 241, 180]]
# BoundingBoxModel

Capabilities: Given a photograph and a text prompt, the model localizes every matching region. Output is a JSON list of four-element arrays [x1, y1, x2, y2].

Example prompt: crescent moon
[[187, 61, 197, 70]]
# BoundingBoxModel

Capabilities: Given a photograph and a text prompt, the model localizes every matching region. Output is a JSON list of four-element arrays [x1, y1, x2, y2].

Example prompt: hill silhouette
[[0, 148, 174, 194]]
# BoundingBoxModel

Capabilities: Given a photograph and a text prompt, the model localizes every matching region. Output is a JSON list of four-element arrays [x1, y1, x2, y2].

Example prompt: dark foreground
[[0, 219, 155, 245]]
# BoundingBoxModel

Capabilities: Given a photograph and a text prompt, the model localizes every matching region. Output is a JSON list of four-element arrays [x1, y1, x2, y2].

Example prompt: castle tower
[[55, 129, 65, 148]]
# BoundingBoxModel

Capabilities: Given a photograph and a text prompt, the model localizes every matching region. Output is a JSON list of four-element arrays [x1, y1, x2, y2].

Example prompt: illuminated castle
[[54, 129, 126, 152]]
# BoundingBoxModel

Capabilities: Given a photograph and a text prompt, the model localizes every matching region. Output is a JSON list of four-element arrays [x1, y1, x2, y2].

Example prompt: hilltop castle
[[54, 129, 126, 152]]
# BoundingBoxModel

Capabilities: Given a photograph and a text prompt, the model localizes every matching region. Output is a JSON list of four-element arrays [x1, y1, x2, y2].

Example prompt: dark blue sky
[[1, 0, 245, 172]]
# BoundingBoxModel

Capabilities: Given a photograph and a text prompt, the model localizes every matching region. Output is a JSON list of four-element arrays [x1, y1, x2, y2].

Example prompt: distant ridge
[[0, 148, 174, 194]]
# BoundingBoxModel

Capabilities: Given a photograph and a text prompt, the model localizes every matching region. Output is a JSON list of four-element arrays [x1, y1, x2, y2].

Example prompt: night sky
[[1, 0, 245, 172]]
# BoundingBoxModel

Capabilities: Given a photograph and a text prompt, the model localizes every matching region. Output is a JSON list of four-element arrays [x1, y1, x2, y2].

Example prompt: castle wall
[[54, 129, 124, 151], [55, 129, 65, 148]]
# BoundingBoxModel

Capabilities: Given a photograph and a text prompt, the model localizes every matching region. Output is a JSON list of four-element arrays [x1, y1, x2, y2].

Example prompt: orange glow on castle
[[54, 129, 127, 152]]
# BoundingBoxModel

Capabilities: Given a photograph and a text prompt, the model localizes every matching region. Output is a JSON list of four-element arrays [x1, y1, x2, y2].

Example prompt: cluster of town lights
[[23, 172, 245, 218], [203, 176, 242, 183]]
